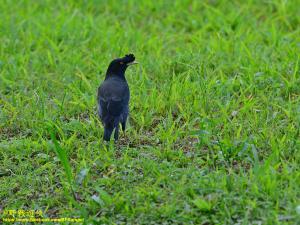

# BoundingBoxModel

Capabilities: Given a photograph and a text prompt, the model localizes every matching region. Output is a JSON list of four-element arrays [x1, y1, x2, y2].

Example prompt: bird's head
[[106, 54, 138, 78]]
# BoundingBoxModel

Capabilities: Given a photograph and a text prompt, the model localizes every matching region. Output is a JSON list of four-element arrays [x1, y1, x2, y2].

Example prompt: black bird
[[97, 54, 137, 141]]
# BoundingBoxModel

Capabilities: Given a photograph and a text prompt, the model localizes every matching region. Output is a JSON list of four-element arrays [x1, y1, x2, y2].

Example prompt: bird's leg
[[121, 122, 126, 133], [114, 124, 119, 142], [103, 125, 113, 141], [121, 112, 128, 136]]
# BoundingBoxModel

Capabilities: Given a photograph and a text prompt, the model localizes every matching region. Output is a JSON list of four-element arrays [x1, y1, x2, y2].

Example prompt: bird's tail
[[103, 116, 120, 141], [104, 100, 122, 141]]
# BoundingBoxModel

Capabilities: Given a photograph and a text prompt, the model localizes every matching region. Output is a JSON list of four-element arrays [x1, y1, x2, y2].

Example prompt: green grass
[[0, 0, 299, 224]]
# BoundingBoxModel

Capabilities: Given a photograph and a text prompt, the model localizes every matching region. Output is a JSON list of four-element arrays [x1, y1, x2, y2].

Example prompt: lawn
[[0, 0, 299, 224]]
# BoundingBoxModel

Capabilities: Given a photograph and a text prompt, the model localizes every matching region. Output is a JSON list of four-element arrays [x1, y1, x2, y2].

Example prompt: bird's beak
[[127, 61, 138, 66]]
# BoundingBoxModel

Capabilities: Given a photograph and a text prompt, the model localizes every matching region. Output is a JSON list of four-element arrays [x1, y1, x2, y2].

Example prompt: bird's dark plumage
[[97, 54, 137, 141]]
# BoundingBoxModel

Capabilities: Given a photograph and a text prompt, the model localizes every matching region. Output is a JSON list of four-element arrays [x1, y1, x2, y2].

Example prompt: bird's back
[[97, 77, 129, 121], [98, 77, 129, 101]]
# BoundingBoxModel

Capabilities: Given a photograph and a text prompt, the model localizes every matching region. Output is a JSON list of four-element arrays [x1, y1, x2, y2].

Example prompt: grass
[[0, 0, 299, 224]]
